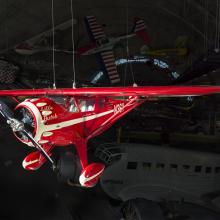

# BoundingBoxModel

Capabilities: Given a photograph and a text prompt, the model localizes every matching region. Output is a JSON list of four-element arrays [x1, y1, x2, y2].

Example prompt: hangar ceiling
[[1, 2, 220, 219], [0, 0, 216, 49], [0, 0, 219, 87]]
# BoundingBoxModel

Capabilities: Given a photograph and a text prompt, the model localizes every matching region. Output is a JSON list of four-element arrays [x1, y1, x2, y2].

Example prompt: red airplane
[[0, 86, 220, 187]]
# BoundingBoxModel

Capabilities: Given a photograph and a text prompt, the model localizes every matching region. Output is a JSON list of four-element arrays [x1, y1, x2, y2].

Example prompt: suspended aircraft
[[76, 16, 150, 56], [0, 86, 220, 187], [76, 16, 150, 84], [14, 19, 76, 55], [141, 35, 188, 57]]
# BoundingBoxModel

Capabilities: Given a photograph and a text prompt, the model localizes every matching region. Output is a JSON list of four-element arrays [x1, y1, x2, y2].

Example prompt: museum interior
[[0, 0, 220, 219]]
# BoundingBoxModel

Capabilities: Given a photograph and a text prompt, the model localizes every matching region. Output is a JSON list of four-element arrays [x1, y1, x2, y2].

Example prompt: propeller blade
[[0, 100, 14, 119], [21, 129, 55, 166]]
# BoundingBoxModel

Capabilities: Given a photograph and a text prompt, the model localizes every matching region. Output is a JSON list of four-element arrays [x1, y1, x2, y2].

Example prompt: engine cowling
[[14, 97, 71, 147]]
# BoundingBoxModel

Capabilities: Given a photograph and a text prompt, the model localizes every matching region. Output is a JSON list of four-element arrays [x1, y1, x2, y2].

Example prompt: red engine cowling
[[14, 97, 73, 147]]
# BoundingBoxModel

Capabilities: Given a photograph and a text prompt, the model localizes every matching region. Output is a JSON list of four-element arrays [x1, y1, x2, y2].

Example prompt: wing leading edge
[[0, 86, 220, 97], [84, 15, 106, 42]]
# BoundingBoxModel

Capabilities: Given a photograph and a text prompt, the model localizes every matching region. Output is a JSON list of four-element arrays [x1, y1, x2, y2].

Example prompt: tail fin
[[132, 17, 150, 44]]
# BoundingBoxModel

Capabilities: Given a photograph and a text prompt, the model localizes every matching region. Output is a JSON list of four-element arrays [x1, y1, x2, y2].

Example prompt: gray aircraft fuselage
[[99, 143, 220, 211]]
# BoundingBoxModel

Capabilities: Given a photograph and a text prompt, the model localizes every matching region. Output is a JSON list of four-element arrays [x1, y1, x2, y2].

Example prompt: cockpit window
[[79, 99, 95, 112], [101, 38, 109, 44], [68, 98, 78, 112], [96, 38, 109, 46]]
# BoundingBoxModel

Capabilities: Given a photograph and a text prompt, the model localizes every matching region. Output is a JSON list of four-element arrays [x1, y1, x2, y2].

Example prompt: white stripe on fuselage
[[46, 109, 114, 131], [20, 101, 114, 145]]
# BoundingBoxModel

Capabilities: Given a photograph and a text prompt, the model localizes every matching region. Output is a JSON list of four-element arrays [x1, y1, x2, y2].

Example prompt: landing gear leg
[[74, 138, 105, 188]]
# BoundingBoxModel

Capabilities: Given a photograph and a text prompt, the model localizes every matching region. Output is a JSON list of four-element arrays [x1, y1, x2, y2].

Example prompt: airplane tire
[[122, 198, 165, 220], [56, 151, 81, 183]]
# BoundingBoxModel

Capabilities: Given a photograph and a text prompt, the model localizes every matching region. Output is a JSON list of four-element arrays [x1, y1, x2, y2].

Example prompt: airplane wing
[[84, 15, 106, 42], [84, 16, 120, 84], [0, 86, 220, 97], [96, 50, 120, 84], [14, 19, 76, 55]]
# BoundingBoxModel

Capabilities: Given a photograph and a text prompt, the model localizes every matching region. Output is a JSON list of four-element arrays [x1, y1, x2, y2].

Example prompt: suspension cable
[[70, 0, 76, 88], [4, 0, 9, 56], [218, 3, 220, 50], [123, 1, 129, 87], [215, 0, 219, 52], [125, 0, 136, 86], [203, 0, 209, 53], [51, 0, 56, 89]]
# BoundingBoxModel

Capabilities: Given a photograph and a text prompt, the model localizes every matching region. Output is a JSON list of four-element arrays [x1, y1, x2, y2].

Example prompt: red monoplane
[[0, 86, 219, 187]]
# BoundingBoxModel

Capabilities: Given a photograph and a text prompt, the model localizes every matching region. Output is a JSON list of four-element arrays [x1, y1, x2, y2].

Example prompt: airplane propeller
[[0, 100, 56, 168], [0, 100, 14, 119]]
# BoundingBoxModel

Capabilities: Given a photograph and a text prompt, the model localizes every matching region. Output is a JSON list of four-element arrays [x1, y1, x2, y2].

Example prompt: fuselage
[[14, 95, 142, 148], [99, 143, 220, 210], [77, 34, 135, 56]]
